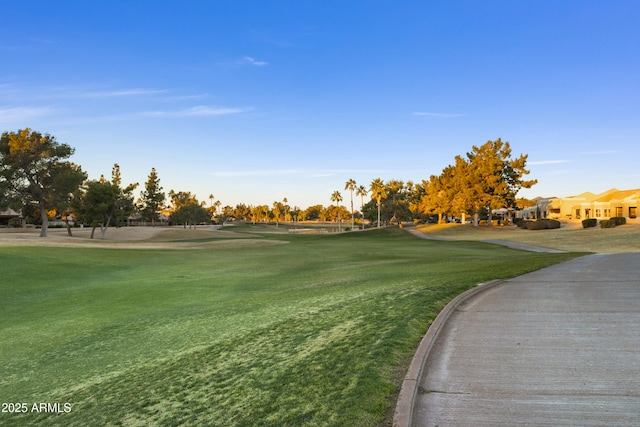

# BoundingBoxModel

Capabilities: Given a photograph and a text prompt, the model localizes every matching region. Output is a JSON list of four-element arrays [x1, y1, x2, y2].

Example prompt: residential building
[[518, 188, 639, 224], [0, 208, 23, 226]]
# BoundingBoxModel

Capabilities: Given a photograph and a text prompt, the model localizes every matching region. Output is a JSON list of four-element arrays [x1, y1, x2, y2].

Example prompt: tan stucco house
[[519, 188, 640, 224]]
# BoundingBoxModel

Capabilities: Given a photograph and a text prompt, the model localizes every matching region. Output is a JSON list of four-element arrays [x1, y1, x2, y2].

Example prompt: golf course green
[[0, 226, 583, 426]]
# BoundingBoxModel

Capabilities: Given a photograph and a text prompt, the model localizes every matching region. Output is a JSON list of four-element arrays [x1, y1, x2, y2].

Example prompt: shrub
[[582, 218, 597, 229], [600, 220, 615, 228], [8, 218, 22, 228], [610, 216, 626, 226], [523, 219, 561, 230], [541, 219, 561, 229], [526, 220, 547, 230]]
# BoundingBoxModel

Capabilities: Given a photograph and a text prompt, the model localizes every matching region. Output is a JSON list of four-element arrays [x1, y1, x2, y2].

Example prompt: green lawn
[[0, 228, 583, 426]]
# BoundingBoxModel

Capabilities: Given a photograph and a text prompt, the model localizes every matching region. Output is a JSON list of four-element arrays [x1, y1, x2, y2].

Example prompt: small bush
[[541, 219, 561, 229], [600, 220, 615, 228], [524, 219, 561, 230], [526, 220, 546, 230], [610, 216, 626, 226], [8, 218, 22, 228], [582, 218, 597, 229]]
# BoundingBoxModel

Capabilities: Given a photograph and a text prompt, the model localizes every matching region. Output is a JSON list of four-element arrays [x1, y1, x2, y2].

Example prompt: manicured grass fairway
[[0, 228, 582, 426]]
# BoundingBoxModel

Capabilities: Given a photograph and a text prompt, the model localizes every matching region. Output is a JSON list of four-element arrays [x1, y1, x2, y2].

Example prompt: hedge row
[[517, 219, 561, 230], [600, 217, 626, 228]]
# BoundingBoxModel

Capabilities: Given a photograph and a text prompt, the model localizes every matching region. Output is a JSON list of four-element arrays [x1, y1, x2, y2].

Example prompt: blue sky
[[2, 1, 639, 209]]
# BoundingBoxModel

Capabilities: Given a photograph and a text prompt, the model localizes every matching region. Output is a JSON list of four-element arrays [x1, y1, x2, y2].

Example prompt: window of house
[[604, 208, 611, 217], [616, 206, 623, 217], [585, 209, 591, 218], [630, 207, 637, 219], [575, 209, 581, 219], [595, 209, 601, 217]]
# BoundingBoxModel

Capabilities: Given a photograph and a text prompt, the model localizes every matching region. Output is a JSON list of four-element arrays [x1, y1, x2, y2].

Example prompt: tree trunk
[[39, 204, 48, 237], [100, 215, 112, 240], [64, 217, 73, 236], [90, 226, 96, 239]]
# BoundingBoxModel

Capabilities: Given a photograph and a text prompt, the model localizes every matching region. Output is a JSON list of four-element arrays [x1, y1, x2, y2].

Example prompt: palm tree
[[356, 185, 368, 230], [370, 178, 386, 228], [283, 197, 290, 223], [345, 178, 357, 230], [330, 190, 343, 232]]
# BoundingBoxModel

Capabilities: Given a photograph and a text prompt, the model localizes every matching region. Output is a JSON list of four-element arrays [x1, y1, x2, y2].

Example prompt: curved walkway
[[404, 226, 566, 253], [396, 253, 640, 426]]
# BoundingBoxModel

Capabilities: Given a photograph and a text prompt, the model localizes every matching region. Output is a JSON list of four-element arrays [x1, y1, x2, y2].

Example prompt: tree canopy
[[169, 190, 209, 228], [139, 167, 166, 226], [72, 164, 138, 239], [0, 128, 86, 237], [419, 138, 536, 225]]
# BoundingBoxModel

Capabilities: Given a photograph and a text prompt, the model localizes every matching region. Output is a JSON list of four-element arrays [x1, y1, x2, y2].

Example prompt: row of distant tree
[[1, 128, 536, 238]]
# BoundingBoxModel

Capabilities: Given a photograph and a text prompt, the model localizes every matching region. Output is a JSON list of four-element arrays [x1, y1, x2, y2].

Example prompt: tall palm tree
[[330, 190, 343, 232], [356, 184, 368, 230], [345, 178, 357, 230], [283, 197, 290, 223], [370, 178, 386, 228]]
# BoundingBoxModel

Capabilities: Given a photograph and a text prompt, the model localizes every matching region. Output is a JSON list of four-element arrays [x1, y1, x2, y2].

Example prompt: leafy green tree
[[369, 178, 386, 228], [73, 164, 138, 239], [109, 164, 139, 227], [139, 167, 165, 226], [234, 203, 251, 222], [0, 128, 85, 237], [168, 190, 209, 228], [462, 139, 537, 225], [74, 178, 119, 239], [406, 180, 427, 223], [385, 179, 410, 224], [53, 162, 88, 236], [303, 204, 323, 221], [272, 201, 285, 227], [289, 205, 301, 223], [420, 166, 458, 224]]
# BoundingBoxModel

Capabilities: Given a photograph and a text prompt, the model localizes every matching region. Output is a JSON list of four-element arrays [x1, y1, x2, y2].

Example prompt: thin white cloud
[[413, 112, 465, 119], [242, 56, 268, 66], [140, 106, 250, 118], [529, 160, 570, 165], [0, 106, 58, 123], [79, 88, 168, 98]]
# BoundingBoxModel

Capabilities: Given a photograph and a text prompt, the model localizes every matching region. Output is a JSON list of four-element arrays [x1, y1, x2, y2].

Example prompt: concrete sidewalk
[[404, 227, 566, 253], [407, 253, 640, 426]]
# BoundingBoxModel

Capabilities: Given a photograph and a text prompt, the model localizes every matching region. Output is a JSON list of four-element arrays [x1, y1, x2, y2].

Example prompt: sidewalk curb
[[392, 279, 505, 427]]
